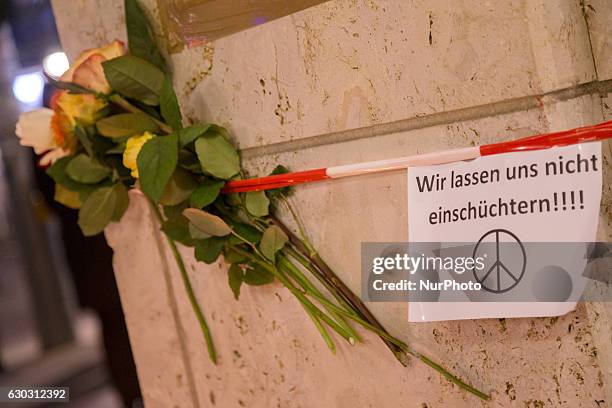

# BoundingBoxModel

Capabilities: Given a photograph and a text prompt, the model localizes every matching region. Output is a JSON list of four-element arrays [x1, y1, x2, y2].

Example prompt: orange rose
[[16, 89, 108, 166], [60, 40, 125, 93]]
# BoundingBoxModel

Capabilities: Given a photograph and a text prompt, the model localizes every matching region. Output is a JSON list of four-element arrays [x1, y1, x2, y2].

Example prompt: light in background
[[0, 1, 132, 406], [12, 70, 44, 106], [42, 51, 68, 78]]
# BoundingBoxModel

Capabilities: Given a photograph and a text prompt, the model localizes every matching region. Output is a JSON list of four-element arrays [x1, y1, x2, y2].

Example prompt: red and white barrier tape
[[222, 120, 612, 194]]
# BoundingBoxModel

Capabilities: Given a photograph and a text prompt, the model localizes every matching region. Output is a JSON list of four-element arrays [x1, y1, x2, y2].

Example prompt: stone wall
[[52, 1, 612, 407]]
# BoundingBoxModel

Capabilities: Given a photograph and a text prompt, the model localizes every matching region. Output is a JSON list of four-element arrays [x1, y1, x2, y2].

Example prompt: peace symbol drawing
[[472, 229, 527, 293]]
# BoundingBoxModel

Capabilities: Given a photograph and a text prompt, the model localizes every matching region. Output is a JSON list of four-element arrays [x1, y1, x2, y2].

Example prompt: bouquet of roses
[[15, 0, 488, 400]]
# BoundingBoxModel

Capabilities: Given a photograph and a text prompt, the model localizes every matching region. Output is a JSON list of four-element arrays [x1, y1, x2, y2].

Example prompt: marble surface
[[52, 0, 612, 406]]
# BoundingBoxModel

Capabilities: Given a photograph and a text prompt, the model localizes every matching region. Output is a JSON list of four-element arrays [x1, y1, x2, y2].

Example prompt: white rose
[[15, 108, 69, 165]]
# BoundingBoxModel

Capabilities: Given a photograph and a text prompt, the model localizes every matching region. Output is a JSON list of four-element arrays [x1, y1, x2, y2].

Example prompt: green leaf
[[137, 134, 178, 203], [209, 124, 231, 138], [124, 0, 167, 71], [54, 184, 82, 209], [161, 215, 195, 246], [178, 150, 202, 173], [243, 264, 275, 286], [44, 75, 95, 94], [47, 156, 73, 182], [75, 125, 93, 156], [77, 186, 117, 236], [47, 156, 108, 193], [105, 154, 134, 183], [189, 222, 211, 240], [228, 223, 262, 245], [159, 168, 197, 206], [223, 247, 247, 264], [194, 237, 226, 264], [228, 264, 244, 300], [178, 123, 211, 147], [89, 133, 117, 157], [272, 165, 290, 174], [225, 193, 242, 207], [183, 208, 232, 237], [160, 78, 182, 130], [112, 183, 129, 221], [105, 143, 127, 155], [130, 98, 163, 120], [163, 201, 189, 219], [259, 225, 288, 261], [65, 154, 112, 184], [97, 113, 159, 138], [244, 191, 270, 217], [195, 131, 240, 179], [189, 179, 224, 208], [266, 165, 294, 198], [102, 55, 164, 105]]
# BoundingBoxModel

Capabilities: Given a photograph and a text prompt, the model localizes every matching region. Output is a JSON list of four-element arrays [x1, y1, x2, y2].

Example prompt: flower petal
[[39, 147, 70, 166], [16, 108, 56, 154], [123, 132, 155, 178], [61, 39, 126, 83], [72, 53, 111, 93], [55, 92, 107, 125], [98, 39, 126, 60]]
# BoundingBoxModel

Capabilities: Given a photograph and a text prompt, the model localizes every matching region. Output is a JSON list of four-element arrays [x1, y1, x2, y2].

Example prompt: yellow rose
[[61, 40, 125, 93], [54, 91, 107, 126], [123, 132, 155, 178]]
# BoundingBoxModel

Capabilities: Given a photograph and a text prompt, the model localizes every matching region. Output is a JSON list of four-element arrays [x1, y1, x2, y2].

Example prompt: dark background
[[0, 1, 140, 407]]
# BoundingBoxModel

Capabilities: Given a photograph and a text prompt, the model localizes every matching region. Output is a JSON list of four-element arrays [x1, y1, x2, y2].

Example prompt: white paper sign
[[407, 143, 602, 322]]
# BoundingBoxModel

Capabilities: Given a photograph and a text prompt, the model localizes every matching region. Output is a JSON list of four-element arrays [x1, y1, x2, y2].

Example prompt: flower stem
[[301, 301, 337, 353], [280, 195, 316, 255], [284, 246, 356, 314], [275, 262, 337, 353], [229, 245, 356, 345], [270, 215, 404, 357], [109, 94, 174, 134], [270, 215, 490, 400], [302, 284, 489, 400], [148, 198, 217, 364], [278, 254, 360, 342], [416, 354, 490, 401], [275, 264, 355, 344]]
